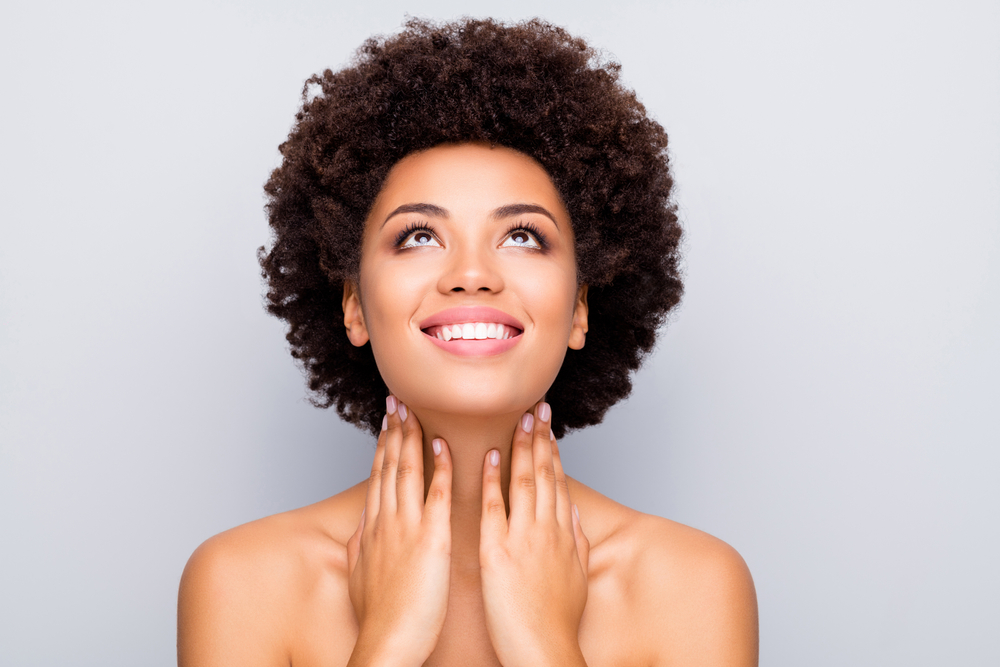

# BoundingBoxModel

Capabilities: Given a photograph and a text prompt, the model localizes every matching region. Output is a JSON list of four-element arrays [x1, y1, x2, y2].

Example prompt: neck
[[415, 407, 520, 573]]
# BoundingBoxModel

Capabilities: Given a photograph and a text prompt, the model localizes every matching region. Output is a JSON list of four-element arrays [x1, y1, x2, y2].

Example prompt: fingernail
[[538, 402, 551, 422], [398, 403, 408, 422], [521, 413, 534, 433], [489, 449, 500, 466], [381, 414, 388, 431], [432, 438, 442, 456], [574, 504, 580, 520], [550, 430, 555, 441], [386, 395, 398, 415]]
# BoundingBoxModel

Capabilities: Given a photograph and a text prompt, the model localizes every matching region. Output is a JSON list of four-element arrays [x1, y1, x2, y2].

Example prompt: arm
[[644, 532, 759, 667], [177, 532, 291, 667]]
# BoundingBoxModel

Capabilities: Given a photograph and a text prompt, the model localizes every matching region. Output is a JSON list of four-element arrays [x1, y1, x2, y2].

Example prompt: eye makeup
[[391, 219, 551, 250]]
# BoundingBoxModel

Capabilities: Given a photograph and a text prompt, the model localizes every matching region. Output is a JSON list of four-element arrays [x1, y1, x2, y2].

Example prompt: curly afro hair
[[260, 17, 683, 438]]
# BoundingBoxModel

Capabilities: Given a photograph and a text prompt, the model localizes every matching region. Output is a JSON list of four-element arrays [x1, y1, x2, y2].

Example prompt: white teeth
[[433, 322, 518, 341]]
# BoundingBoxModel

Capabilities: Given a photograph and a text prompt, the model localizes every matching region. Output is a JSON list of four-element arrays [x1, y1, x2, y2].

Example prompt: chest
[[290, 564, 648, 667], [422, 581, 502, 667]]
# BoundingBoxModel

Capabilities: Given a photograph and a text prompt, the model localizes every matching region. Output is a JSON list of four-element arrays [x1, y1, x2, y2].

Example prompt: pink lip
[[419, 306, 524, 358], [419, 307, 524, 331]]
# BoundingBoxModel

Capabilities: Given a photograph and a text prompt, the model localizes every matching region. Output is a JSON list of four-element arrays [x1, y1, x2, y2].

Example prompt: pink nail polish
[[538, 402, 551, 422], [432, 438, 442, 456], [386, 395, 398, 414], [574, 504, 580, 520], [382, 415, 388, 431], [489, 449, 500, 466], [398, 403, 408, 422], [521, 413, 534, 433]]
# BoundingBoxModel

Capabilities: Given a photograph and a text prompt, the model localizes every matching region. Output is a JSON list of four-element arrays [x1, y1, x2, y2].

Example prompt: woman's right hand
[[346, 396, 453, 667]]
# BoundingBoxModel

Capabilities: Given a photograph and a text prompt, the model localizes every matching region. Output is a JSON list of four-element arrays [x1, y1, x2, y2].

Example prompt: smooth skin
[[178, 144, 758, 666]]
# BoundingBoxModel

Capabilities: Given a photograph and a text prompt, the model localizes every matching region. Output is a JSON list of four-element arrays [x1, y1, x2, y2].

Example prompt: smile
[[424, 322, 516, 341], [419, 306, 524, 356]]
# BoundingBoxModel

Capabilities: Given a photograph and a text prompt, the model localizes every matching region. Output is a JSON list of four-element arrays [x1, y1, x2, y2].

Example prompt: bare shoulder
[[177, 481, 367, 667], [570, 479, 758, 667]]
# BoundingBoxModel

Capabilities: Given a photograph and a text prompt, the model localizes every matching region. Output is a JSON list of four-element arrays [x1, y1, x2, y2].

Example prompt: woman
[[178, 18, 758, 666]]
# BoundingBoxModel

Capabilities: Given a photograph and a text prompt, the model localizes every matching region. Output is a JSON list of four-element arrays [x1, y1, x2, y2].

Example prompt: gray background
[[1, 0, 997, 664]]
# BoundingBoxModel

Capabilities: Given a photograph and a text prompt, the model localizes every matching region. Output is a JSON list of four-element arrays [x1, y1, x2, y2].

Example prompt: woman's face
[[344, 142, 588, 418]]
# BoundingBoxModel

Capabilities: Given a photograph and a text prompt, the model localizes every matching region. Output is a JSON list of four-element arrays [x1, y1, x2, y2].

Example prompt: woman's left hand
[[479, 402, 590, 667]]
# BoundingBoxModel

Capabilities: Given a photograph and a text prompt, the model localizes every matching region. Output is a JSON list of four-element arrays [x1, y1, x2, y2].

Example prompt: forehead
[[367, 143, 570, 222]]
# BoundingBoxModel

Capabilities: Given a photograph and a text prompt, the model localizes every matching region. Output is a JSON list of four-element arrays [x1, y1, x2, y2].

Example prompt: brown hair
[[260, 17, 683, 438]]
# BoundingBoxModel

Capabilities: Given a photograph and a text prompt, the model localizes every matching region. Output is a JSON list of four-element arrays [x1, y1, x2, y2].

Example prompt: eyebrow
[[382, 203, 449, 228], [491, 203, 559, 229], [382, 202, 560, 229]]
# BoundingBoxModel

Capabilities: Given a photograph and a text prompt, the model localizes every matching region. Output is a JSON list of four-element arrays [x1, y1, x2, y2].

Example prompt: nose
[[437, 243, 505, 294]]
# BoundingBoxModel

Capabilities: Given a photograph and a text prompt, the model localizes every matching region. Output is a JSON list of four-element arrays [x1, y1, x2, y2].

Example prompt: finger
[[423, 438, 452, 527], [509, 411, 536, 524], [365, 414, 389, 517], [395, 402, 425, 516], [380, 395, 403, 514], [551, 435, 573, 529], [572, 504, 590, 574], [532, 402, 557, 521], [480, 448, 508, 545], [347, 507, 365, 574]]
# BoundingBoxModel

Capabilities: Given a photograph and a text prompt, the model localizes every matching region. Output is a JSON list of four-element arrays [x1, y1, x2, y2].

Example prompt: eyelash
[[393, 221, 550, 250]]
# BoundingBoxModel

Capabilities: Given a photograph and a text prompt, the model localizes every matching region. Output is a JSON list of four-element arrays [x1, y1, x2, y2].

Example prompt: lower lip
[[423, 331, 522, 356]]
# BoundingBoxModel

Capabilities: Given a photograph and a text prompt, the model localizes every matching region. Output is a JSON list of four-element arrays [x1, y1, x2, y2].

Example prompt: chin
[[386, 373, 551, 420]]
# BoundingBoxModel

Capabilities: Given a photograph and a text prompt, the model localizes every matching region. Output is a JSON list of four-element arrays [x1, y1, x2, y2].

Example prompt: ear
[[568, 284, 589, 350], [342, 281, 370, 347]]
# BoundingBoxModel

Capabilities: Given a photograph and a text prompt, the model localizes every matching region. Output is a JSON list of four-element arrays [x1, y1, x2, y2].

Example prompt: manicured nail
[[521, 413, 534, 433], [386, 395, 398, 415], [538, 402, 551, 422], [432, 438, 442, 456], [574, 504, 580, 520], [398, 403, 408, 422], [381, 414, 387, 431], [489, 449, 500, 466], [550, 430, 555, 441]]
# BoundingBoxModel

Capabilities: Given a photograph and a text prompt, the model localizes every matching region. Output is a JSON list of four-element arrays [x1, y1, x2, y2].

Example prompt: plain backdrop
[[1, 0, 998, 664]]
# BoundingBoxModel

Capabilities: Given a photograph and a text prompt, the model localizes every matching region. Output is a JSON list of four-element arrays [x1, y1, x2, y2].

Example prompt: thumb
[[347, 506, 364, 574], [572, 504, 590, 574], [480, 449, 508, 548]]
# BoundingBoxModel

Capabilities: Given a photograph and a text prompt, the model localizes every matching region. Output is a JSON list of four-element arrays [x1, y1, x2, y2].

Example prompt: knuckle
[[536, 464, 557, 483], [395, 463, 415, 480], [426, 484, 448, 503], [515, 473, 536, 491], [486, 498, 507, 515], [368, 468, 382, 485], [381, 456, 398, 475]]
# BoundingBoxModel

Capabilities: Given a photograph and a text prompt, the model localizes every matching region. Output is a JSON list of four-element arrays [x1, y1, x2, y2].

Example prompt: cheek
[[357, 263, 432, 390]]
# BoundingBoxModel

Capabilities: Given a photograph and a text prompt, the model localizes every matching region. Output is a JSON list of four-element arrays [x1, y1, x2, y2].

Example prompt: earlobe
[[568, 284, 589, 350], [342, 281, 370, 347]]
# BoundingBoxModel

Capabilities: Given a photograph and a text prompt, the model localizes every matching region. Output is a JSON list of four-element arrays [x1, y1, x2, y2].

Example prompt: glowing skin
[[342, 142, 588, 423], [177, 142, 758, 667]]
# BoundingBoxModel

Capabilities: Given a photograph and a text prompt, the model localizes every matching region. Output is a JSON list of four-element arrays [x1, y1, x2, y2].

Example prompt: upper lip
[[419, 306, 524, 332]]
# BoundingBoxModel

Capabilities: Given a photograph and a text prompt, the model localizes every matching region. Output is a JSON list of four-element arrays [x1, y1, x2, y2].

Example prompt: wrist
[[506, 635, 588, 667], [347, 626, 428, 667]]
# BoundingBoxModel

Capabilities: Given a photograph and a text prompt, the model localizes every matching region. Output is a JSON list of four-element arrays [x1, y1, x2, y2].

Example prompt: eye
[[397, 226, 442, 249], [500, 226, 544, 250]]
